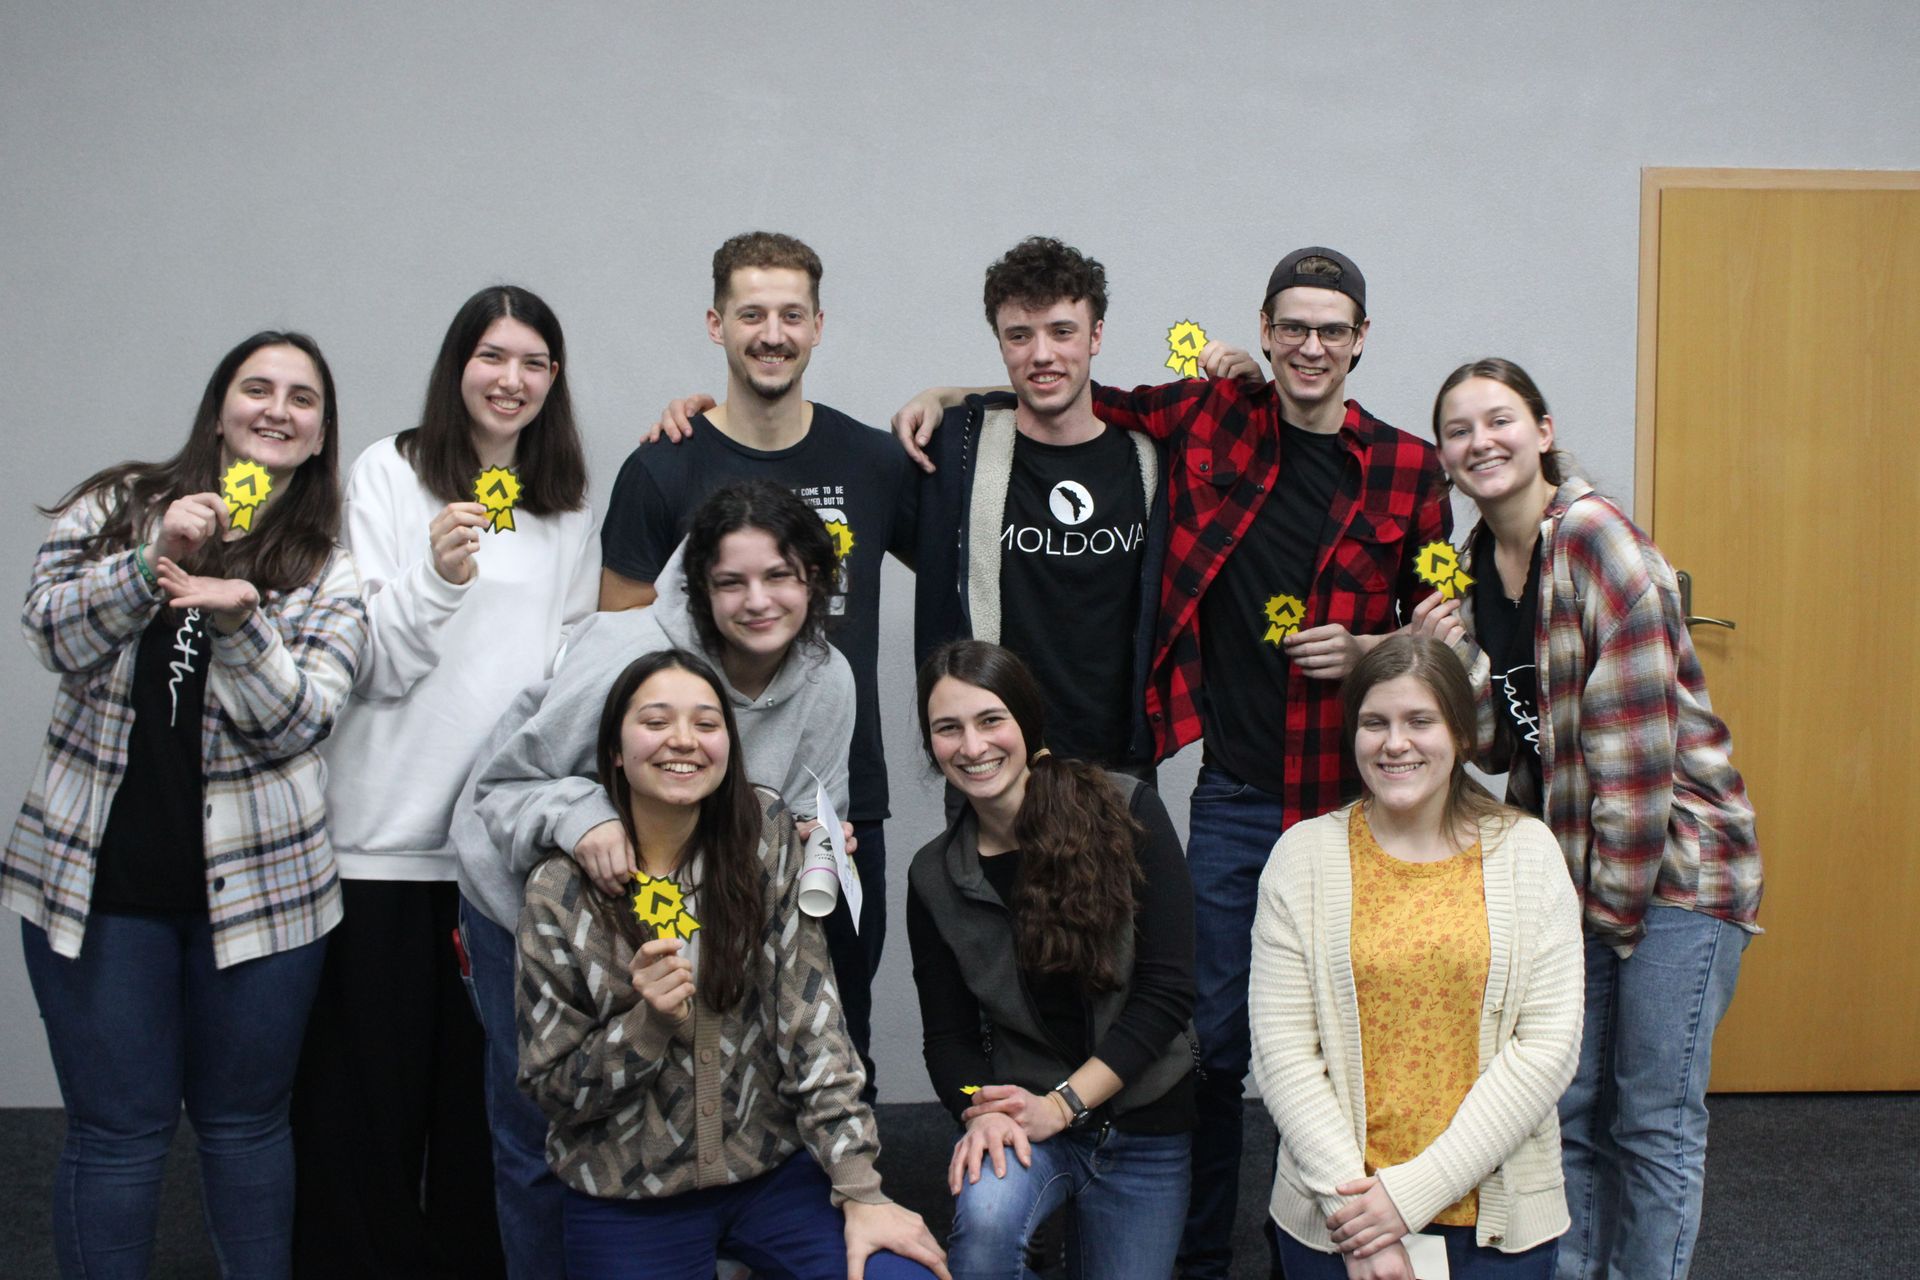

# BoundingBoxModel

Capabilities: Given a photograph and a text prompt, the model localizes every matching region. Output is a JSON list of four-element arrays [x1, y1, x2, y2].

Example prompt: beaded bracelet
[[133, 543, 160, 591]]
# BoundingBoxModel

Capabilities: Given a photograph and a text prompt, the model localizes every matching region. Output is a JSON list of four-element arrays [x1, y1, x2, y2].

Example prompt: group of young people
[[4, 228, 1760, 1280]]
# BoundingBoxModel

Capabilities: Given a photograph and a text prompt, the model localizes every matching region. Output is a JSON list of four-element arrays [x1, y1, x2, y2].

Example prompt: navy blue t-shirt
[[599, 405, 915, 821]]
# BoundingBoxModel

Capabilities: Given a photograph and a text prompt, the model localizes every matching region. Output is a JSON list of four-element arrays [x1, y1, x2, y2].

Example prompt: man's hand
[[844, 1200, 950, 1280], [572, 820, 636, 896], [1329, 1175, 1412, 1258], [629, 936, 695, 1025], [640, 394, 717, 445], [1198, 341, 1267, 384], [1284, 624, 1378, 681]]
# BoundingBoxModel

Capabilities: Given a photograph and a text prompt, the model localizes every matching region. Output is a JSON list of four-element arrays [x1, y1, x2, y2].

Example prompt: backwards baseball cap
[[1264, 246, 1366, 318]]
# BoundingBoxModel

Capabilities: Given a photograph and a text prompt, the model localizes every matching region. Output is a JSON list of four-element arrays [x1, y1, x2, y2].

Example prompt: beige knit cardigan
[[1249, 804, 1583, 1254]]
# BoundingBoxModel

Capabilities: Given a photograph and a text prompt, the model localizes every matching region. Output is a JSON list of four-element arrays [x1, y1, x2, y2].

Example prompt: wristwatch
[[1051, 1080, 1092, 1130]]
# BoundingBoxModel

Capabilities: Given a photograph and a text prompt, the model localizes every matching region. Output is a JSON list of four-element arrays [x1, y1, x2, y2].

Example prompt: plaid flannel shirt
[[1093, 378, 1450, 827], [1451, 479, 1761, 955], [5, 492, 367, 967]]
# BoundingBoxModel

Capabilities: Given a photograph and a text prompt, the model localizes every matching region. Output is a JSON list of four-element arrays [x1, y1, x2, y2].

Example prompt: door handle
[[1676, 570, 1736, 631]]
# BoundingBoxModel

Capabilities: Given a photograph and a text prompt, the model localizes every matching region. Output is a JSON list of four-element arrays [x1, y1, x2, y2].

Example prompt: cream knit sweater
[[1250, 803, 1583, 1254]]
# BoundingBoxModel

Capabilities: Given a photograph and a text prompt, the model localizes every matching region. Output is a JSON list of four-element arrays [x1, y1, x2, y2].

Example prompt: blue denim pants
[[1180, 764, 1289, 1279], [22, 913, 326, 1279], [460, 893, 566, 1280], [562, 1151, 938, 1279], [947, 1125, 1191, 1280], [1557, 905, 1749, 1280], [1275, 1223, 1558, 1278]]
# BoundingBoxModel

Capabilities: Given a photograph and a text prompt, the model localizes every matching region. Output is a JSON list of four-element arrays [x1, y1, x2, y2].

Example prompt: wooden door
[[1637, 169, 1920, 1090]]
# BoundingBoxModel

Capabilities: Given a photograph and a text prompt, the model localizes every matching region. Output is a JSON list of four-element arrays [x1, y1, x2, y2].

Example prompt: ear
[[1088, 317, 1103, 358], [1350, 317, 1371, 362], [806, 308, 824, 347], [1537, 412, 1556, 456], [1256, 309, 1272, 361], [706, 308, 724, 345]]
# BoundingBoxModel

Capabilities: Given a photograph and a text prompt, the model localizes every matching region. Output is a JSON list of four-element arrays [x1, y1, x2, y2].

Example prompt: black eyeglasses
[[1264, 317, 1360, 349]]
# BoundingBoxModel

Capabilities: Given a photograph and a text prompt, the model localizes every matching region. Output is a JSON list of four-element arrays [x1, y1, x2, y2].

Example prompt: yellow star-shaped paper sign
[[631, 872, 701, 941], [1413, 541, 1475, 601], [1263, 593, 1306, 646], [1165, 320, 1210, 379], [473, 466, 524, 533], [824, 519, 855, 560], [221, 460, 273, 533]]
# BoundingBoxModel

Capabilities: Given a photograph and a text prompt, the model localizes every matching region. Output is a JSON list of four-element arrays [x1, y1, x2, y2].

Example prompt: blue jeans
[[1557, 905, 1749, 1280], [561, 1151, 938, 1279], [1180, 764, 1288, 1279], [460, 894, 566, 1280], [1275, 1224, 1558, 1278], [947, 1126, 1190, 1280], [22, 913, 326, 1279]]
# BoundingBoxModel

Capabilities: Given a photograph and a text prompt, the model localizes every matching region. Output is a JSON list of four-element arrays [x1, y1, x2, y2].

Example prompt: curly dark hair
[[42, 331, 343, 595], [594, 649, 766, 1013], [681, 480, 838, 661], [982, 237, 1109, 333], [395, 284, 587, 515], [916, 640, 1144, 992]]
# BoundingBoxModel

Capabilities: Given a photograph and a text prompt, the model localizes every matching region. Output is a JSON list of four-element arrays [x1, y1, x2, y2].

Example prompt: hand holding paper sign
[[1408, 590, 1466, 647], [1413, 540, 1474, 601], [152, 493, 229, 565], [1166, 321, 1210, 378], [629, 936, 694, 1026], [473, 466, 523, 532], [429, 501, 490, 585]]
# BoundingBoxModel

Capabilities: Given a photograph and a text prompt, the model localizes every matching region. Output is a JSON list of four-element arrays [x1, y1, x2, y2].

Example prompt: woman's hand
[[843, 1200, 951, 1280], [154, 557, 257, 632], [947, 1110, 1033, 1194], [428, 502, 490, 585], [960, 1083, 1068, 1144], [629, 937, 695, 1025], [794, 818, 858, 857], [1329, 1175, 1411, 1258], [1409, 591, 1465, 646], [1343, 1239, 1415, 1280], [571, 820, 636, 896], [152, 492, 230, 565]]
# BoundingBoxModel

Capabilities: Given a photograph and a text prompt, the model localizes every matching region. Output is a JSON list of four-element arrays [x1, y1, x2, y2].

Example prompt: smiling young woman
[[1250, 635, 1582, 1280], [1415, 358, 1763, 1280], [290, 285, 597, 1276], [8, 331, 365, 1276]]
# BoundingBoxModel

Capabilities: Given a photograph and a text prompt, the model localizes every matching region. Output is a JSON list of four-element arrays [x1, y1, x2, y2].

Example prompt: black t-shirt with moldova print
[[1198, 422, 1343, 794], [996, 427, 1147, 769], [599, 406, 915, 822]]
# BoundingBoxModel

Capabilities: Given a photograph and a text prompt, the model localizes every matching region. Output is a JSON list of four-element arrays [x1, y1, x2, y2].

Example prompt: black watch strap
[[1052, 1080, 1092, 1129]]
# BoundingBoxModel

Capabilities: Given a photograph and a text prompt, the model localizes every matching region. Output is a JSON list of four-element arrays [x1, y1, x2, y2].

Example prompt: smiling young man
[[911, 237, 1164, 777], [894, 246, 1450, 1278], [597, 231, 915, 1098]]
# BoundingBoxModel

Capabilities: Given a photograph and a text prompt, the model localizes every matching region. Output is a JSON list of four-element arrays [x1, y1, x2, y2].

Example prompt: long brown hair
[[1342, 635, 1517, 839], [40, 331, 343, 595], [916, 640, 1145, 992], [395, 285, 586, 515], [595, 649, 765, 1013]]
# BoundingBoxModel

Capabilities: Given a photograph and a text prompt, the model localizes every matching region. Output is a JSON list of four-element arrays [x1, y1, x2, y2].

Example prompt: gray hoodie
[[450, 540, 856, 929]]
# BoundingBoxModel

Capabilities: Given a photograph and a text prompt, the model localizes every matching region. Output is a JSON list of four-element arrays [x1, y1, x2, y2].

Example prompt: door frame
[[1633, 167, 1920, 529]]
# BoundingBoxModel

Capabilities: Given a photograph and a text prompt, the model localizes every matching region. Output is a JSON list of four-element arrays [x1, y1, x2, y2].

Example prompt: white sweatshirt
[[323, 436, 598, 880]]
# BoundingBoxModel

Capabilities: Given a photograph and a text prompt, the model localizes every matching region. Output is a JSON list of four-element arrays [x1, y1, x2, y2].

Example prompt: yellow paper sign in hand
[[473, 466, 523, 533], [631, 872, 702, 942], [1165, 320, 1210, 379], [221, 460, 273, 533], [1263, 593, 1306, 646], [1414, 541, 1474, 601]]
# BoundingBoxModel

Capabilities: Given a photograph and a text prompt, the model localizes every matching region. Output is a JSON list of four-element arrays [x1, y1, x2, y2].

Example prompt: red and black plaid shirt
[[1093, 377, 1451, 828]]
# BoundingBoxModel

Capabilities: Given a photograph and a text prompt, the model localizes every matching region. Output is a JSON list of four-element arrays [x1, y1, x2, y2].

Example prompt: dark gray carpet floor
[[2, 1093, 1912, 1277]]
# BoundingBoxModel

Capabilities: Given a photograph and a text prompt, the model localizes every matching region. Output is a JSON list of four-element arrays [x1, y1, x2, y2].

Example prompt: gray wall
[[1, 1, 1914, 1105]]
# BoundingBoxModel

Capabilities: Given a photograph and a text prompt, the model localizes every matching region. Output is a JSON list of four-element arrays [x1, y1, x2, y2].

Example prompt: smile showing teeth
[[489, 397, 522, 411], [657, 761, 700, 774], [1377, 761, 1423, 775], [960, 760, 1002, 776], [1471, 457, 1506, 472], [256, 429, 289, 441]]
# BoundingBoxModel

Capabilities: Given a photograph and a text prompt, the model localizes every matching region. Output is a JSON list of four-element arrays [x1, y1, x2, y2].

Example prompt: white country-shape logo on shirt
[[1048, 481, 1094, 526]]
